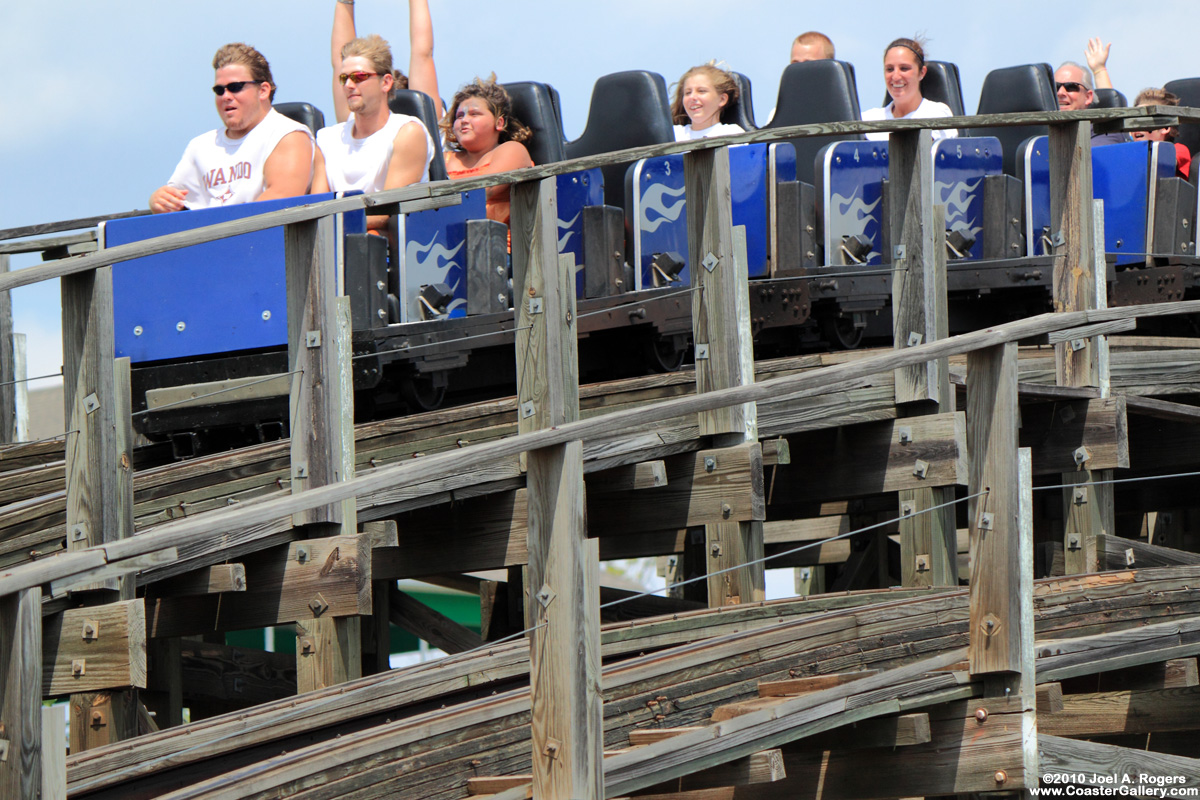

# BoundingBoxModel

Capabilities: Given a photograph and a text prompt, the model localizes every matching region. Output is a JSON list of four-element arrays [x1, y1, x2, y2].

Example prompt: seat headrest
[[878, 61, 965, 116], [1164, 78, 1200, 160], [502, 81, 566, 165], [724, 72, 756, 130], [388, 89, 448, 182], [967, 63, 1057, 175], [1090, 88, 1128, 109], [274, 102, 325, 135], [565, 70, 674, 209], [764, 60, 861, 185], [975, 63, 1058, 114], [767, 59, 861, 128]]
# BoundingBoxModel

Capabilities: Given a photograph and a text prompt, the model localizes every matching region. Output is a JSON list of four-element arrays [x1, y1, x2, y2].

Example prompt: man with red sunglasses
[[311, 1, 436, 233], [150, 43, 314, 213]]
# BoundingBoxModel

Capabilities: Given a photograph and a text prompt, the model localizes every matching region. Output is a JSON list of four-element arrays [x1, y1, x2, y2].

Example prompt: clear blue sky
[[1, 0, 1194, 387]]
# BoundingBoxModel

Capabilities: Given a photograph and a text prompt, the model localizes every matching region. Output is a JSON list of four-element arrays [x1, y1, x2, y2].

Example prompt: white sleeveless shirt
[[168, 108, 313, 208], [316, 112, 435, 192]]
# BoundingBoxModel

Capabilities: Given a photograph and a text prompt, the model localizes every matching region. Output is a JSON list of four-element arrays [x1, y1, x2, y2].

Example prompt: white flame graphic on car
[[829, 186, 883, 262], [406, 235, 466, 315], [639, 183, 687, 233], [558, 212, 580, 251], [935, 178, 984, 238]]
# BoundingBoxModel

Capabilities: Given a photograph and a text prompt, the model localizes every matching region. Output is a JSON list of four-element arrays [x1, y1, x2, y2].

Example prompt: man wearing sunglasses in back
[[311, 0, 436, 234], [149, 43, 314, 213], [1054, 60, 1128, 146]]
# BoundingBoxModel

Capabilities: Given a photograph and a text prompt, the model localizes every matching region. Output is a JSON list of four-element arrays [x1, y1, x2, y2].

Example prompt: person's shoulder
[[714, 123, 745, 136], [265, 108, 314, 139], [861, 106, 887, 122], [494, 139, 532, 162], [921, 99, 955, 118], [673, 124, 690, 141], [316, 119, 350, 146]]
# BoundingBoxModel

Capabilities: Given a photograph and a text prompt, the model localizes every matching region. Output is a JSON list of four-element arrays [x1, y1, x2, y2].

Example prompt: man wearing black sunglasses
[[1054, 61, 1127, 145], [150, 43, 314, 213]]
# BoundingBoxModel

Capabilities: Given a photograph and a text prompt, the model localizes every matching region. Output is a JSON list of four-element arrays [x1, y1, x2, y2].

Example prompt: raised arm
[[331, 0, 358, 123], [1086, 38, 1114, 91], [408, 0, 444, 118]]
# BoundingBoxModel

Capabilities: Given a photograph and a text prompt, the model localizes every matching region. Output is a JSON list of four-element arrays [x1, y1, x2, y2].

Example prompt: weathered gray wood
[[686, 148, 761, 606], [11, 333, 27, 443], [41, 706, 65, 800], [1039, 735, 1200, 787], [890, 130, 944, 405], [61, 267, 118, 552], [0, 588, 41, 798], [286, 218, 354, 528], [511, 177, 602, 800], [388, 585, 482, 654], [1049, 121, 1099, 386], [0, 255, 14, 443], [12, 300, 1200, 600], [966, 343, 1022, 675]]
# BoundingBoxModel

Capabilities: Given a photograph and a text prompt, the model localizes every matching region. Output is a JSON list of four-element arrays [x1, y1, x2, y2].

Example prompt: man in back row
[[150, 44, 314, 213], [790, 31, 835, 64]]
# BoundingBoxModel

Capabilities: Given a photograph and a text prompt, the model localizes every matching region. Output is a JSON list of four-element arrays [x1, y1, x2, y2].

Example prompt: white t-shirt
[[316, 112, 435, 192], [862, 98, 958, 141], [167, 108, 313, 208], [673, 122, 745, 142]]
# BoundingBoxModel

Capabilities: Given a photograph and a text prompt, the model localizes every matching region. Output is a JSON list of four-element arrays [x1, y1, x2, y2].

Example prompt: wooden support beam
[[0, 255, 15, 443], [144, 641, 296, 708], [966, 343, 1022, 674], [890, 128, 946, 406], [772, 413, 967, 503], [141, 639, 182, 730], [41, 706, 64, 800], [0, 588, 41, 798], [586, 460, 668, 491], [1049, 121, 1099, 387], [144, 534, 372, 637], [787, 712, 932, 751], [1039, 734, 1200, 787], [758, 670, 881, 697], [288, 214, 359, 694], [285, 217, 355, 529], [1037, 682, 1065, 714], [388, 585, 482, 654], [150, 564, 247, 597], [1020, 397, 1129, 474], [375, 444, 763, 578], [42, 600, 146, 696], [1098, 658, 1199, 691], [1041, 686, 1200, 737], [61, 266, 118, 553], [68, 691, 137, 755], [511, 175, 602, 800], [1097, 533, 1200, 570], [686, 145, 763, 608], [469, 750, 785, 797]]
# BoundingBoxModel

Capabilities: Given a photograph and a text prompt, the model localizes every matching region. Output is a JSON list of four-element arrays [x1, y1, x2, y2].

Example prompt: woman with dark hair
[[861, 37, 957, 141]]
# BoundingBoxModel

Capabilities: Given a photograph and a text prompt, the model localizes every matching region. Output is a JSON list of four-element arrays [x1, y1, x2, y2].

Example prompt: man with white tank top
[[312, 24, 435, 235], [150, 43, 314, 213]]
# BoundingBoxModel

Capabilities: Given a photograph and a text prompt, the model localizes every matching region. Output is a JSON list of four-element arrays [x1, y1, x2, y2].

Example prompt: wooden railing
[[1, 104, 1198, 799]]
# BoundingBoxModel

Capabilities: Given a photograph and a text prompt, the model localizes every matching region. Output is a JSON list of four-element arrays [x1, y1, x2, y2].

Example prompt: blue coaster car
[[815, 137, 1002, 267], [625, 143, 797, 290], [107, 193, 365, 364], [1018, 138, 1176, 264], [396, 170, 605, 322]]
